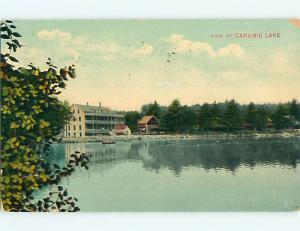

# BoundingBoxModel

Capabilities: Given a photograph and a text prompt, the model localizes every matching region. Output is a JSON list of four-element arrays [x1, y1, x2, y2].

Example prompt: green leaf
[[12, 39, 21, 47], [8, 56, 19, 62], [1, 34, 10, 39], [53, 164, 60, 169], [12, 32, 22, 37], [12, 43, 17, 52], [1, 26, 8, 31]]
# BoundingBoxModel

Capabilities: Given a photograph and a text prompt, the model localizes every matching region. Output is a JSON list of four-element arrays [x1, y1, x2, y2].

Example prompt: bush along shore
[[60, 129, 300, 143]]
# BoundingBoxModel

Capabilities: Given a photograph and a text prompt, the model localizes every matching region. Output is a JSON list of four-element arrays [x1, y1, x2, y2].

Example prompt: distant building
[[64, 103, 124, 138], [114, 124, 131, 135], [138, 115, 159, 134]]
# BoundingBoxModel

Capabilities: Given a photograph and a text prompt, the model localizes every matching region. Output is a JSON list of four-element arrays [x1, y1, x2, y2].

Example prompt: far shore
[[59, 129, 300, 143]]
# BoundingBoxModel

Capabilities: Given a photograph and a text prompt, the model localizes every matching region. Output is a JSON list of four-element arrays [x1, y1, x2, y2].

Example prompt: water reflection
[[49, 137, 300, 175]]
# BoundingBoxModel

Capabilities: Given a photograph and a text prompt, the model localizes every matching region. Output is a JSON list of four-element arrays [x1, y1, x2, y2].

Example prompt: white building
[[64, 103, 125, 138], [114, 124, 131, 136]]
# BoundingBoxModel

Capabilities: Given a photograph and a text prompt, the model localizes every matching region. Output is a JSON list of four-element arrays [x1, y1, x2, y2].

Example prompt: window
[[80, 133, 82, 137], [68, 125, 70, 130], [79, 116, 81, 122], [85, 115, 92, 120], [73, 133, 76, 137], [68, 132, 70, 137], [73, 125, 76, 130], [78, 109, 80, 114], [73, 117, 76, 121], [79, 125, 82, 130]]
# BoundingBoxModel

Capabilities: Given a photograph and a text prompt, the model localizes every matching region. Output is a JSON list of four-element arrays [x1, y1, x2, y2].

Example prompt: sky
[[6, 19, 300, 110]]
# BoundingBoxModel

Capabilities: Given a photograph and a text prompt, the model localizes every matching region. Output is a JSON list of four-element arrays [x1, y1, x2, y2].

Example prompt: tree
[[290, 99, 300, 121], [209, 101, 223, 130], [272, 104, 291, 129], [244, 102, 257, 129], [125, 111, 141, 132], [222, 99, 242, 131], [1, 20, 89, 211], [178, 105, 198, 132], [141, 101, 161, 118], [198, 103, 211, 130], [161, 99, 182, 133], [161, 99, 197, 133], [255, 108, 269, 131]]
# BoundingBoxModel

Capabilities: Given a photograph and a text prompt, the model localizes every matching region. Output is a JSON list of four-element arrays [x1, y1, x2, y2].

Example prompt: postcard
[[1, 19, 300, 212]]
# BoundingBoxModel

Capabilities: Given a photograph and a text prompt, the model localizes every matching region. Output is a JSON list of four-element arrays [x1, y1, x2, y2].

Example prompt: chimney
[[99, 102, 101, 108]]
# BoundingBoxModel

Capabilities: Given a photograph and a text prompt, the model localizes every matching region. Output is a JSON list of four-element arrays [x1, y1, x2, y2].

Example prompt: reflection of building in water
[[138, 142, 153, 162], [63, 103, 125, 138], [136, 138, 300, 174], [62, 138, 300, 175], [64, 141, 133, 165], [65, 143, 87, 162]]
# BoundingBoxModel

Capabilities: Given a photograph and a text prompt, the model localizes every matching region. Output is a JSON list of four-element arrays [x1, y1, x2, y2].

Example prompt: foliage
[[271, 104, 292, 129], [124, 111, 142, 133], [123, 98, 299, 134], [222, 99, 242, 131], [290, 98, 300, 121], [141, 101, 162, 118], [0, 20, 89, 211], [160, 99, 197, 133], [160, 99, 181, 132], [255, 108, 270, 131], [244, 102, 256, 128], [198, 103, 212, 130]]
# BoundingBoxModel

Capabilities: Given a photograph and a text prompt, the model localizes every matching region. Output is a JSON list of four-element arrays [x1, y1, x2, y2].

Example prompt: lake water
[[47, 137, 300, 211]]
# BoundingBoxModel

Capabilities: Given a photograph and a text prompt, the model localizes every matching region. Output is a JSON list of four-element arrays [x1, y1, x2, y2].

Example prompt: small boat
[[102, 139, 116, 144]]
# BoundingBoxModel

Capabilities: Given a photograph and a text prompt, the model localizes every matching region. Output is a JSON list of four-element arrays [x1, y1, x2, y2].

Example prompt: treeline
[[124, 99, 300, 133]]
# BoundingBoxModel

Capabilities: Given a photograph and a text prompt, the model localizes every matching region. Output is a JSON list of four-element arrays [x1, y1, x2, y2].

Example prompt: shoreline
[[60, 130, 300, 143]]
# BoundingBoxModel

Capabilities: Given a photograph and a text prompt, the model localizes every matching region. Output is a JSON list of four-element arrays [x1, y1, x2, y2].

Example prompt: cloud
[[134, 44, 154, 56], [98, 56, 115, 61], [217, 70, 246, 82], [267, 51, 299, 77], [288, 19, 300, 28], [169, 34, 185, 43], [88, 42, 121, 53], [9, 46, 50, 69], [37, 29, 123, 62], [63, 48, 80, 61], [217, 44, 246, 59], [37, 29, 155, 61], [157, 79, 182, 88], [167, 34, 246, 60], [38, 29, 72, 41]]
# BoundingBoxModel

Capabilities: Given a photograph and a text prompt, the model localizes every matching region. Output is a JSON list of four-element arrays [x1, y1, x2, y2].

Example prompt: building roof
[[115, 124, 130, 130], [72, 104, 111, 112], [138, 115, 158, 124]]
